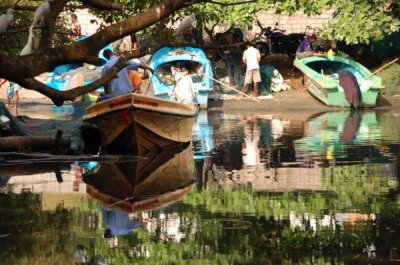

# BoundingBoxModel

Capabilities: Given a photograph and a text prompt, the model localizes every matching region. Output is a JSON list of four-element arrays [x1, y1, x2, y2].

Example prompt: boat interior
[[155, 60, 205, 85], [306, 60, 365, 80]]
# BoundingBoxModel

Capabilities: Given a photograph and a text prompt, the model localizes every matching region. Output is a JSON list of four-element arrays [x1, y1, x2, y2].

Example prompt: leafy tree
[[0, 0, 398, 106]]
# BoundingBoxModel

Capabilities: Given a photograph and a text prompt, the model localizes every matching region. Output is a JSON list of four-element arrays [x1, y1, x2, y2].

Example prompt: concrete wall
[[257, 10, 333, 34], [74, 9, 101, 36], [73, 9, 334, 44]]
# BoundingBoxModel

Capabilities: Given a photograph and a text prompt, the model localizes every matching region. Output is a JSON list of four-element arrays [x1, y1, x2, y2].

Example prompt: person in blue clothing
[[101, 49, 154, 96], [296, 34, 326, 58]]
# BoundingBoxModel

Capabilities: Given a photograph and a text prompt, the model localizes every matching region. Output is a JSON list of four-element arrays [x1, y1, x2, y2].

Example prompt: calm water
[[1, 109, 400, 264]]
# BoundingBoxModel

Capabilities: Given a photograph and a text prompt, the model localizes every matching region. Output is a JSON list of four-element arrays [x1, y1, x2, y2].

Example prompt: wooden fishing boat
[[294, 56, 383, 107], [150, 46, 213, 109], [81, 93, 198, 155], [85, 144, 196, 213]]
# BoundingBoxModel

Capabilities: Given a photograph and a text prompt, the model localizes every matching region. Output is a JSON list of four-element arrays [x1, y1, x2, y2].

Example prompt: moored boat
[[81, 93, 198, 155], [294, 56, 383, 107], [150, 46, 213, 109]]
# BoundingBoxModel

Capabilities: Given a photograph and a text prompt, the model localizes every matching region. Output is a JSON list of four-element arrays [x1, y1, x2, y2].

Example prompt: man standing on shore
[[223, 34, 242, 86], [241, 41, 261, 97]]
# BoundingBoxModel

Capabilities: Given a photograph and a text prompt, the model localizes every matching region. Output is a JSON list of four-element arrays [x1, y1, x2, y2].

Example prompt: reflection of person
[[241, 42, 261, 97], [102, 208, 142, 237], [223, 34, 242, 86], [69, 13, 81, 41], [296, 34, 326, 58], [101, 50, 154, 96], [74, 245, 89, 264], [242, 117, 260, 166]]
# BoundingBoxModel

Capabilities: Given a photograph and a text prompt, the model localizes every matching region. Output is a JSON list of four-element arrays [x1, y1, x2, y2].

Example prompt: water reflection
[[84, 143, 195, 213], [294, 110, 383, 160], [1, 109, 400, 264], [190, 109, 400, 263]]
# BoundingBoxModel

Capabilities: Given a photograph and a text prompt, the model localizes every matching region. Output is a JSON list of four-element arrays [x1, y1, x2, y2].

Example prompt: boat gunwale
[[83, 105, 198, 123], [294, 56, 384, 90], [83, 94, 199, 121]]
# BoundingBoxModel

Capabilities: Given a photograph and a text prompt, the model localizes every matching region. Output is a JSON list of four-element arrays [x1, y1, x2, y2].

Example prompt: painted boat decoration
[[81, 93, 199, 155], [294, 56, 383, 107], [150, 46, 213, 109]]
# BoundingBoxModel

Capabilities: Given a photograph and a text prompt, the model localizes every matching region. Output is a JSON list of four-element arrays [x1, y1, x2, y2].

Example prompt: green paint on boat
[[294, 56, 382, 108]]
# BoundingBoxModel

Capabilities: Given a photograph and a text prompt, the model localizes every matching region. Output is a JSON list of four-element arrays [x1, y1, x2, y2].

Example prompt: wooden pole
[[210, 77, 260, 102], [371, 57, 399, 75]]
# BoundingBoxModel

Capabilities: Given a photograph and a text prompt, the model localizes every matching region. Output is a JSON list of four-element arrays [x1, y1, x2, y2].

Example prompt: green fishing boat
[[294, 56, 383, 107]]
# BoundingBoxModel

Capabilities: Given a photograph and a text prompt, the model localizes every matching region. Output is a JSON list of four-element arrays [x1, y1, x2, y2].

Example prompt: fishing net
[[0, 102, 89, 148], [237, 64, 277, 95]]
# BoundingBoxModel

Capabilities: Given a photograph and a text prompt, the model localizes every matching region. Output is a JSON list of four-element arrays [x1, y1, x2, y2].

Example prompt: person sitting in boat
[[296, 34, 326, 59], [171, 66, 197, 104], [101, 49, 154, 97], [128, 70, 143, 94]]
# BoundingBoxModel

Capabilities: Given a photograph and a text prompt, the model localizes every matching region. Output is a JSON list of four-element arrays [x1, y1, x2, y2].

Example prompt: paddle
[[209, 76, 260, 102], [369, 57, 399, 77]]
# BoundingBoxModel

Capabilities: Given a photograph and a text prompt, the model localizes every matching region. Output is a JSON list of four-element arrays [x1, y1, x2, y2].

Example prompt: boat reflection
[[84, 143, 196, 213], [193, 110, 397, 193], [294, 110, 384, 160]]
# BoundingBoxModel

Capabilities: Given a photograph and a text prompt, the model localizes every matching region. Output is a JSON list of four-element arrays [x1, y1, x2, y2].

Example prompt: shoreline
[[1, 89, 399, 120]]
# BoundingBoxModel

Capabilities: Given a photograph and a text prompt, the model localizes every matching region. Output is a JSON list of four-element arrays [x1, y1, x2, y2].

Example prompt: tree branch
[[38, 0, 70, 50], [79, 0, 122, 10], [0, 5, 37, 12], [1, 0, 211, 104], [19, 65, 118, 106], [18, 48, 152, 106]]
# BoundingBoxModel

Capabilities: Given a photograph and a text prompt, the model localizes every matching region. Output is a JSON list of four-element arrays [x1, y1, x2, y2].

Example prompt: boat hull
[[82, 93, 198, 155], [294, 56, 382, 108], [304, 76, 380, 108]]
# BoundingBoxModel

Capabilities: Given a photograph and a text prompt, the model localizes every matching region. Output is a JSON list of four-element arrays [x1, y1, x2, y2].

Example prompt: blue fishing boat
[[150, 46, 213, 108], [45, 37, 112, 101]]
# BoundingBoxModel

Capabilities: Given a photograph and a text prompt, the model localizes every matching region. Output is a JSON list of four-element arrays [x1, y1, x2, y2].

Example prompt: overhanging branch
[[79, 0, 122, 10]]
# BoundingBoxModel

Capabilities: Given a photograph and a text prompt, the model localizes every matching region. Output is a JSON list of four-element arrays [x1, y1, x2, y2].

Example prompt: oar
[[209, 77, 260, 102], [369, 57, 399, 77]]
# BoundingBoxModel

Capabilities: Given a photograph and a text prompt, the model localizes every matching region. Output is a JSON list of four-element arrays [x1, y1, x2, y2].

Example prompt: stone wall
[[257, 10, 333, 34], [74, 9, 101, 36], [74, 9, 334, 41]]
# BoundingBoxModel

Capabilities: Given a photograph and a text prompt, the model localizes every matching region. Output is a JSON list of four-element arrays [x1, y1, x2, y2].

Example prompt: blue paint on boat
[[45, 36, 112, 93], [150, 46, 213, 108]]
